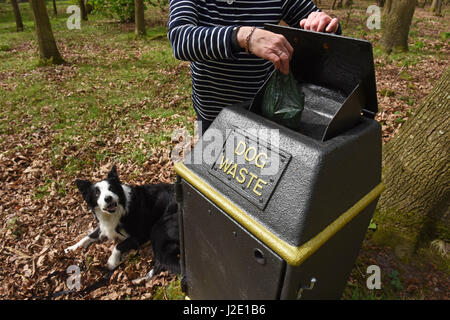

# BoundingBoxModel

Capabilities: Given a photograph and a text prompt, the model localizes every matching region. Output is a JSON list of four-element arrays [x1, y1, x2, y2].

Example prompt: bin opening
[[250, 24, 378, 142]]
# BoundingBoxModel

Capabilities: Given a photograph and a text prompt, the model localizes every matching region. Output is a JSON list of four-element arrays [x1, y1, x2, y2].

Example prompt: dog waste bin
[[174, 25, 384, 300]]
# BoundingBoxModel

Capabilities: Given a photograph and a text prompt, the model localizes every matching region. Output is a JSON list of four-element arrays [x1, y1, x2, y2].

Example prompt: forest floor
[[0, 1, 448, 300]]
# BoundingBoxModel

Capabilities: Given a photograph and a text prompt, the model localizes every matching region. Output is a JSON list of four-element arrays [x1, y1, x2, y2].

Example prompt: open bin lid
[[250, 24, 378, 141]]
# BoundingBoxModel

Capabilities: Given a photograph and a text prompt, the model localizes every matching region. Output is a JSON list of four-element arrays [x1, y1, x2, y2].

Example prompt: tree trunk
[[381, 0, 416, 54], [418, 0, 429, 8], [430, 0, 438, 11], [431, 0, 443, 15], [383, 0, 392, 15], [52, 0, 57, 15], [79, 0, 88, 21], [331, 0, 338, 10], [28, 0, 64, 64], [134, 0, 146, 36], [343, 0, 353, 8], [377, 68, 450, 248], [11, 0, 24, 32]]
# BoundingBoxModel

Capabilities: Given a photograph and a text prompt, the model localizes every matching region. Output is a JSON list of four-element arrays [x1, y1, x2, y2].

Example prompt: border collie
[[65, 166, 180, 277]]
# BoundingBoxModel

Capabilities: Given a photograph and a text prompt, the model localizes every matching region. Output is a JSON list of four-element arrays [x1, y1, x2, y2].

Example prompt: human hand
[[237, 27, 294, 75], [300, 11, 339, 33]]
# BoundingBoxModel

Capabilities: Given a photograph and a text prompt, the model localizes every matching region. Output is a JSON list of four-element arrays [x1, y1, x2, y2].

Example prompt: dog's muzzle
[[105, 202, 117, 213]]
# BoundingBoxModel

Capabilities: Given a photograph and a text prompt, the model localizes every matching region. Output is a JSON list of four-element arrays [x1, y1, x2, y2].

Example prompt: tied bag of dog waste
[[261, 69, 305, 131]]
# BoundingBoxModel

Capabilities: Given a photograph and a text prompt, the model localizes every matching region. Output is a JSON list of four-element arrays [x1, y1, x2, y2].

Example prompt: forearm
[[168, 24, 236, 62]]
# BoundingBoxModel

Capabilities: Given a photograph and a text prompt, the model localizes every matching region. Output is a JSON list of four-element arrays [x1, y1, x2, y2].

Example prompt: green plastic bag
[[261, 70, 305, 131]]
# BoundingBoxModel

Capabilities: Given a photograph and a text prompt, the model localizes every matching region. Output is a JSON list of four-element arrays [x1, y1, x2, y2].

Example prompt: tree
[[343, 0, 353, 8], [29, 0, 64, 64], [79, 0, 88, 21], [11, 0, 24, 32], [331, 0, 341, 10], [134, 0, 146, 35], [331, 0, 350, 9], [52, 0, 57, 15], [383, 0, 392, 15], [376, 68, 450, 252], [418, 0, 430, 8], [430, 0, 443, 15], [381, 0, 416, 54]]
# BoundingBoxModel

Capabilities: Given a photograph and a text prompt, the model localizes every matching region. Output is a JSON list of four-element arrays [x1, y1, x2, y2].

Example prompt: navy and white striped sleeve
[[168, 0, 236, 62]]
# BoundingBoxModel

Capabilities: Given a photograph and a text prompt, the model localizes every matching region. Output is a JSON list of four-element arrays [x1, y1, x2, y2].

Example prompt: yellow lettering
[[246, 172, 258, 189], [219, 156, 233, 172], [236, 167, 248, 184], [244, 147, 257, 162], [234, 141, 246, 156], [255, 153, 268, 169], [227, 163, 238, 178], [253, 178, 268, 196]]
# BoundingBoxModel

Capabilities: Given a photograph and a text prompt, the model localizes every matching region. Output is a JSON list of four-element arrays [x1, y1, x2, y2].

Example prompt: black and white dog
[[65, 166, 180, 277]]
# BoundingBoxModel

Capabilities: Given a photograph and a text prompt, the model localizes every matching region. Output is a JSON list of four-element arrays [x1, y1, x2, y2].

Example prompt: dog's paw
[[146, 269, 155, 279], [64, 245, 77, 254], [106, 248, 121, 270], [106, 257, 119, 270]]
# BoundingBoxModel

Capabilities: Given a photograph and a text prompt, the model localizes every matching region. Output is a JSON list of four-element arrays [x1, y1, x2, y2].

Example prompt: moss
[[370, 208, 449, 265], [434, 222, 450, 243], [373, 208, 425, 241], [152, 277, 185, 300]]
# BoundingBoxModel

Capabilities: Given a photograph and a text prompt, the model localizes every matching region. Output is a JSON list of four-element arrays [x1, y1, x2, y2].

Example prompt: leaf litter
[[0, 5, 448, 300]]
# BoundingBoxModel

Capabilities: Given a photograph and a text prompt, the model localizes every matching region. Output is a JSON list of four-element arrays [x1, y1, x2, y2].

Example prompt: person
[[167, 0, 341, 134]]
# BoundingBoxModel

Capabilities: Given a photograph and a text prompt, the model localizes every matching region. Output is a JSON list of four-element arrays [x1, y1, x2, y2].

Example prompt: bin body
[[175, 25, 383, 300]]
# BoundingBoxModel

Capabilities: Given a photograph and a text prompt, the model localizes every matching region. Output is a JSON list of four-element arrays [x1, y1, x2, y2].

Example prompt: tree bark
[[28, 0, 64, 64], [418, 0, 429, 8], [134, 0, 146, 36], [383, 0, 392, 15], [381, 0, 416, 54], [331, 0, 338, 10], [377, 68, 450, 247], [11, 0, 24, 32], [430, 0, 443, 15], [430, 0, 438, 11], [343, 0, 353, 8], [79, 0, 88, 21]]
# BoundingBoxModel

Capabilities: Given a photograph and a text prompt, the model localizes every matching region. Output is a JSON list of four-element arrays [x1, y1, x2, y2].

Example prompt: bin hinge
[[297, 277, 317, 299]]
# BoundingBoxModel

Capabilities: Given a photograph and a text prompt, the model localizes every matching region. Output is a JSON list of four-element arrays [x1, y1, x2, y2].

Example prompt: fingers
[[326, 18, 339, 33], [300, 12, 339, 34], [270, 51, 290, 75], [247, 29, 293, 74], [267, 38, 292, 75], [317, 15, 330, 32], [300, 18, 307, 29]]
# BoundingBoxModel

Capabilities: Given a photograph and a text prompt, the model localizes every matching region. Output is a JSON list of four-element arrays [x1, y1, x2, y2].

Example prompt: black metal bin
[[174, 25, 384, 300]]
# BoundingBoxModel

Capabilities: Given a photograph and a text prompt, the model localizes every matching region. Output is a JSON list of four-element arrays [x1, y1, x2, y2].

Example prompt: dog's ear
[[107, 165, 119, 180], [75, 179, 92, 200]]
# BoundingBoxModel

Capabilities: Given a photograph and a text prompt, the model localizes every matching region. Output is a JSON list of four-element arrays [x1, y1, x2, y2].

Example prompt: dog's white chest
[[95, 209, 128, 241]]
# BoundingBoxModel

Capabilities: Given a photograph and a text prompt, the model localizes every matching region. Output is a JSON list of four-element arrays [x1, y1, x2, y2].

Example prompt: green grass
[[0, 1, 194, 176], [1, 0, 448, 301], [152, 276, 185, 300]]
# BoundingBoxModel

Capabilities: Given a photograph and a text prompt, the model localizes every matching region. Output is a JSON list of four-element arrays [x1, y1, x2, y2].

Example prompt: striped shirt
[[168, 0, 321, 121]]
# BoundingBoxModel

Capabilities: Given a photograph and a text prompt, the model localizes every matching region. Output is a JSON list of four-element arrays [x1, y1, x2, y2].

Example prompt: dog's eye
[[95, 188, 100, 197]]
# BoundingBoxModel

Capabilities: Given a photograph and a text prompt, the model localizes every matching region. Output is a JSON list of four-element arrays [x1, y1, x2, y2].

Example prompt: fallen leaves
[[1, 4, 448, 301]]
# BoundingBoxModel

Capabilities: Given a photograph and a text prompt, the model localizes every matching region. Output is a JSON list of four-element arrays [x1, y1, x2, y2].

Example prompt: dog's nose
[[105, 196, 113, 203]]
